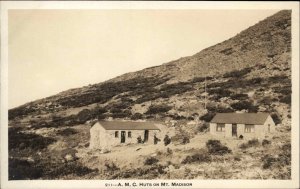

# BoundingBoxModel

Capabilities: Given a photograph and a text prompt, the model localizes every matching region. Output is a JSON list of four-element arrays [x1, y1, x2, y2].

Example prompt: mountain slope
[[9, 10, 291, 123], [8, 10, 292, 180]]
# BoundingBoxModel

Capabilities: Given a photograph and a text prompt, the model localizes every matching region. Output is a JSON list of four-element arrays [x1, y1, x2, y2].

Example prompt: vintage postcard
[[1, 1, 299, 189]]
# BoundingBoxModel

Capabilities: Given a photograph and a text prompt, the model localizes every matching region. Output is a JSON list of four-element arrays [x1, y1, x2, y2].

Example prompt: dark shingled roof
[[210, 113, 270, 125], [95, 121, 160, 130]]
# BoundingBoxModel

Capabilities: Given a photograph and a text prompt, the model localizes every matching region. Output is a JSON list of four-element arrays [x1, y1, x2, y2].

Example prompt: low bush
[[56, 128, 78, 136], [272, 86, 291, 95], [234, 156, 241, 161], [9, 157, 98, 180], [262, 143, 291, 172], [230, 93, 249, 101], [77, 109, 93, 124], [169, 114, 187, 120], [279, 94, 291, 105], [171, 132, 190, 145], [110, 164, 166, 179], [144, 157, 159, 165], [262, 139, 271, 147], [46, 161, 98, 178], [159, 82, 193, 98], [191, 77, 205, 83], [223, 67, 252, 78], [146, 104, 172, 115], [131, 113, 143, 120], [206, 140, 231, 155], [181, 150, 211, 164], [199, 112, 216, 122], [231, 101, 258, 112], [111, 110, 132, 118], [197, 122, 209, 132], [9, 158, 43, 180], [271, 113, 281, 125], [208, 88, 232, 97], [239, 139, 260, 149], [262, 155, 277, 169], [9, 127, 56, 150], [206, 105, 234, 113], [163, 135, 171, 146], [104, 162, 119, 172]]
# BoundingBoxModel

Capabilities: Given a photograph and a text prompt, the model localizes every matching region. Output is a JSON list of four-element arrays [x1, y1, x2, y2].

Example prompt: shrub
[[260, 96, 274, 106], [219, 47, 234, 55], [230, 93, 248, 100], [208, 88, 232, 99], [231, 101, 256, 111], [271, 113, 281, 125], [111, 110, 132, 118], [181, 152, 211, 164], [234, 156, 241, 161], [9, 127, 56, 150], [169, 114, 186, 120], [9, 158, 43, 180], [110, 108, 122, 113], [31, 120, 53, 129], [131, 113, 143, 120], [77, 109, 92, 123], [191, 77, 205, 83], [272, 86, 291, 95], [262, 139, 271, 147], [197, 122, 209, 132], [9, 156, 98, 180], [56, 128, 78, 136], [262, 155, 277, 169], [51, 115, 65, 126], [206, 105, 234, 113], [171, 132, 190, 145], [223, 67, 252, 78], [199, 112, 216, 122], [262, 143, 291, 171], [145, 105, 172, 115], [279, 95, 291, 105], [239, 139, 260, 149], [110, 164, 166, 179], [104, 162, 119, 172], [159, 82, 193, 98], [46, 161, 98, 178], [206, 140, 231, 155], [163, 135, 171, 146], [93, 106, 107, 115], [144, 157, 159, 165]]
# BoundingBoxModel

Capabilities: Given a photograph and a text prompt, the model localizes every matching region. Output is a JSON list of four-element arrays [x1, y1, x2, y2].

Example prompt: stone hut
[[89, 121, 160, 150], [210, 113, 275, 139]]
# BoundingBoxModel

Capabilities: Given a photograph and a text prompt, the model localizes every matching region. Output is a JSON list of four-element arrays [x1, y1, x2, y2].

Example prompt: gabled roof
[[210, 113, 270, 125], [94, 121, 160, 130]]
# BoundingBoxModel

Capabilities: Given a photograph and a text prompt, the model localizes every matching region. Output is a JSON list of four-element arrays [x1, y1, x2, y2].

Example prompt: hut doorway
[[144, 130, 149, 142], [121, 131, 126, 143], [232, 124, 237, 137]]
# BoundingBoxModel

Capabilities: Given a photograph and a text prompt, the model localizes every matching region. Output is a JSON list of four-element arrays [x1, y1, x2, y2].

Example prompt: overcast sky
[[8, 9, 279, 108]]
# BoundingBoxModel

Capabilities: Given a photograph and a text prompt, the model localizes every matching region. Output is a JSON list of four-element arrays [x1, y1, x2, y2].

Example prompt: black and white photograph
[[1, 1, 299, 189]]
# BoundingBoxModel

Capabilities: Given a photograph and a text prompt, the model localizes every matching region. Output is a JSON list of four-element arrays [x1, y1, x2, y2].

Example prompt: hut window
[[216, 123, 225, 132], [245, 124, 254, 133], [128, 131, 132, 138], [115, 131, 119, 138]]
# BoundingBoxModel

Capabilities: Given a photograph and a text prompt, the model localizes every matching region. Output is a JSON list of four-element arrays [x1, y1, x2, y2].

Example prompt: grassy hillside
[[8, 10, 292, 180]]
